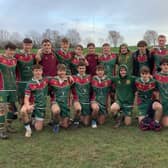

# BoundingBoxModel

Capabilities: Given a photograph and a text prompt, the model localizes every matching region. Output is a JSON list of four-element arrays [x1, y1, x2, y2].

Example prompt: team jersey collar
[[3, 54, 15, 59], [96, 75, 106, 83], [140, 77, 150, 83], [61, 48, 68, 54], [32, 77, 42, 85], [77, 73, 86, 78], [56, 76, 68, 84]]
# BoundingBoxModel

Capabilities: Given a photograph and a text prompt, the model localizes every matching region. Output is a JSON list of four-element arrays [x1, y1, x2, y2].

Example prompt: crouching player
[[91, 65, 112, 128], [110, 65, 135, 127], [20, 64, 48, 137], [49, 64, 73, 132], [135, 66, 162, 131], [72, 62, 91, 127], [155, 58, 168, 127]]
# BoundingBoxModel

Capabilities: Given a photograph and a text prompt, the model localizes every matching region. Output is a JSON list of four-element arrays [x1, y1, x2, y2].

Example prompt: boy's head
[[102, 43, 111, 55], [140, 66, 150, 81], [5, 42, 17, 57], [119, 43, 129, 54], [137, 40, 147, 53], [96, 64, 105, 77], [75, 44, 83, 56], [158, 35, 166, 48], [60, 38, 70, 51], [57, 64, 67, 77], [32, 64, 43, 79], [77, 61, 86, 75], [119, 64, 128, 78], [23, 38, 33, 53], [160, 58, 168, 73], [41, 39, 52, 54], [87, 43, 95, 54]]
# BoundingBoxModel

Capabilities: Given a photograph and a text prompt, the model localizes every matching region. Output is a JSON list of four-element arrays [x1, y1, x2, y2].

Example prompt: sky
[[0, 0, 168, 46]]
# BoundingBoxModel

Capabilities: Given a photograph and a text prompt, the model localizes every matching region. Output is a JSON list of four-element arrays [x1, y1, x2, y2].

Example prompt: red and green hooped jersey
[[70, 56, 87, 75], [55, 49, 72, 74], [91, 75, 111, 106], [49, 76, 73, 105], [155, 72, 168, 102], [98, 53, 117, 76], [133, 49, 152, 76], [151, 48, 168, 73], [135, 78, 156, 104], [15, 52, 35, 82], [0, 55, 17, 91], [25, 78, 48, 109], [72, 74, 91, 103]]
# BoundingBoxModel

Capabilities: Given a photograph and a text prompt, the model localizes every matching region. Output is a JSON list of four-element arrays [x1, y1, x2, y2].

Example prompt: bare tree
[[143, 30, 158, 46], [108, 30, 123, 47], [66, 29, 81, 47], [25, 30, 42, 48]]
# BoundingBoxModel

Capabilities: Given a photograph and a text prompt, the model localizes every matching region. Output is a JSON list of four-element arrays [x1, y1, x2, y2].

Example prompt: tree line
[[0, 29, 158, 49]]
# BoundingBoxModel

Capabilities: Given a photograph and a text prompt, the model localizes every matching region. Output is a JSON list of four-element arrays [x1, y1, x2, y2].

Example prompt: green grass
[[1, 115, 168, 168]]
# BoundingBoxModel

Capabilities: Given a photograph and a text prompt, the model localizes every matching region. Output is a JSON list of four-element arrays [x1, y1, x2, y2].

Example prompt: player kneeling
[[20, 64, 48, 137], [49, 64, 74, 132], [135, 66, 162, 131], [91, 65, 112, 128]]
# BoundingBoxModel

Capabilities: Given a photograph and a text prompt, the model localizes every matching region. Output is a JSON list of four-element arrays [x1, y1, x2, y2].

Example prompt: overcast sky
[[0, 0, 167, 45]]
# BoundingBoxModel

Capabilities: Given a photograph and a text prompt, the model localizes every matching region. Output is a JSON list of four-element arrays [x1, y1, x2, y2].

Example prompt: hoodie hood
[[118, 64, 128, 78]]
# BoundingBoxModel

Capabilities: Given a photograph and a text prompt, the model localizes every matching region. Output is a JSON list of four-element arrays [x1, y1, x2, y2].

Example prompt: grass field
[[1, 46, 168, 168], [1, 112, 168, 168]]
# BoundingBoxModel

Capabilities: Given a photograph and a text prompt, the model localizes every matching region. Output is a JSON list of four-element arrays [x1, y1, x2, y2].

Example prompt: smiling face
[[32, 68, 43, 80], [161, 62, 168, 73], [158, 36, 166, 48], [23, 43, 33, 53], [119, 67, 127, 77], [5, 48, 16, 57], [42, 42, 52, 54]]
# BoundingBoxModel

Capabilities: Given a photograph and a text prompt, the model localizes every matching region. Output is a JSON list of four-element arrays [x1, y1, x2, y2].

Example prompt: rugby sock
[[24, 122, 31, 131]]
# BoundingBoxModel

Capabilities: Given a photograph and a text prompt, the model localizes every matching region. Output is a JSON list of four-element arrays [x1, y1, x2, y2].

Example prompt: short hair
[[32, 64, 43, 71], [61, 37, 69, 43], [137, 40, 147, 47], [158, 34, 166, 39], [23, 38, 32, 43], [41, 39, 51, 44], [87, 43, 95, 48], [57, 64, 66, 71], [5, 42, 17, 50], [140, 66, 150, 74], [160, 58, 168, 65], [96, 64, 105, 71], [77, 61, 86, 67], [119, 43, 130, 53], [102, 43, 110, 47], [75, 44, 83, 50]]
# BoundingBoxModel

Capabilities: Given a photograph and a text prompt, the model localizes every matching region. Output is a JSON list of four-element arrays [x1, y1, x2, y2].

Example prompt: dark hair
[[119, 43, 130, 54], [61, 37, 69, 43], [57, 64, 66, 71], [41, 39, 51, 44], [32, 64, 43, 71], [96, 64, 105, 71], [77, 61, 86, 67], [160, 58, 168, 65], [75, 44, 83, 50], [158, 34, 166, 39], [5, 42, 17, 50], [87, 43, 95, 48], [102, 43, 110, 47], [140, 66, 150, 74], [23, 38, 32, 43], [137, 40, 147, 47]]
